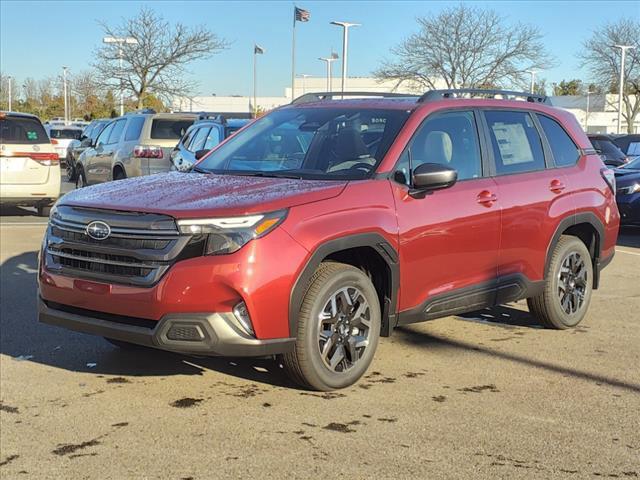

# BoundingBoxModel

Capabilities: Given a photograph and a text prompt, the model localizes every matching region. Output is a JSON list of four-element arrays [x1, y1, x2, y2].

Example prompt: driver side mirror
[[81, 137, 93, 147], [410, 163, 457, 195], [195, 149, 209, 160]]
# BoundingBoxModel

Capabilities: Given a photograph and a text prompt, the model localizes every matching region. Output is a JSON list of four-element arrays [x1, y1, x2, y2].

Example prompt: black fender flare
[[545, 212, 605, 288], [288, 233, 400, 338]]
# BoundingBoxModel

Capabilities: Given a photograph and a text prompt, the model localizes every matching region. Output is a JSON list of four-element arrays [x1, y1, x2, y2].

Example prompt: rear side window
[[0, 116, 48, 144], [107, 120, 126, 144], [189, 127, 210, 152], [538, 115, 580, 167], [124, 117, 145, 141], [150, 119, 194, 140], [485, 111, 545, 175]]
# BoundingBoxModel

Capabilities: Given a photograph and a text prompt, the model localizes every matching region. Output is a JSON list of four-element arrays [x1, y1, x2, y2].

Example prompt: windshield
[[591, 138, 625, 160], [49, 128, 82, 140], [196, 107, 410, 180], [622, 156, 640, 170]]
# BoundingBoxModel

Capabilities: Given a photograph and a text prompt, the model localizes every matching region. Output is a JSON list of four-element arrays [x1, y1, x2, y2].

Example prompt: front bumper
[[39, 298, 295, 356]]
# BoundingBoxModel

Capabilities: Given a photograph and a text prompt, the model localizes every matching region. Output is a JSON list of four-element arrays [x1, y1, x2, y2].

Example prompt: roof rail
[[418, 89, 547, 104], [291, 91, 420, 105]]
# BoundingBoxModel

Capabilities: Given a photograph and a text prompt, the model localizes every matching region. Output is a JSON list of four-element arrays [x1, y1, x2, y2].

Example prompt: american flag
[[294, 7, 310, 22]]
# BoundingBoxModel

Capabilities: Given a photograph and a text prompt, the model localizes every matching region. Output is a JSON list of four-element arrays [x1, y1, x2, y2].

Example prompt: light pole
[[318, 52, 338, 91], [585, 89, 593, 131], [7, 75, 12, 112], [330, 21, 360, 95], [613, 45, 635, 134], [526, 69, 537, 94], [103, 36, 138, 116], [297, 74, 311, 94], [62, 67, 68, 123]]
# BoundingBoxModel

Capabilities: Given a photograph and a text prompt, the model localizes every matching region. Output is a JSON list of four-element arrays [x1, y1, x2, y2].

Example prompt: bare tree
[[375, 5, 553, 92], [93, 8, 227, 109], [578, 19, 639, 133]]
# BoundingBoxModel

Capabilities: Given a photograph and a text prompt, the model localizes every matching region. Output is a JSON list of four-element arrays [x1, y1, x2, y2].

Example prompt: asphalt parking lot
[[1, 177, 639, 479]]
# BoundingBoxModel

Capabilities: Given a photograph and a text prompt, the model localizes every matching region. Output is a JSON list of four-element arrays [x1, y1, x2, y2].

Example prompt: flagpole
[[253, 47, 257, 118], [291, 9, 296, 101]]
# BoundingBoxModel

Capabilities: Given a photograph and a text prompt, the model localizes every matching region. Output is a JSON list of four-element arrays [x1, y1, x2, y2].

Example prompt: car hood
[[614, 171, 640, 186], [59, 171, 348, 218]]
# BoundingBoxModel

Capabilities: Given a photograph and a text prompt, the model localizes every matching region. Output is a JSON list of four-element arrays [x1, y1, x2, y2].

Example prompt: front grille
[[45, 205, 196, 286]]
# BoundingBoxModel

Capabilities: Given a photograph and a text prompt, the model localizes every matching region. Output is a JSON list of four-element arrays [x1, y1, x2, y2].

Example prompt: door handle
[[476, 190, 497, 207], [549, 179, 566, 193]]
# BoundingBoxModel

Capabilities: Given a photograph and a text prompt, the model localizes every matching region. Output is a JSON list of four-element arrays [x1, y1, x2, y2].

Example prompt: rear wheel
[[113, 168, 126, 181], [527, 236, 593, 329], [281, 262, 381, 391]]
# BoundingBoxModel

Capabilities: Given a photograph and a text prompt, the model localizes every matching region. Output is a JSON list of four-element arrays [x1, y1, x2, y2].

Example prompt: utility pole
[[7, 75, 12, 111], [613, 45, 635, 134], [103, 36, 139, 115], [62, 67, 68, 123], [585, 90, 593, 131], [330, 21, 360, 95]]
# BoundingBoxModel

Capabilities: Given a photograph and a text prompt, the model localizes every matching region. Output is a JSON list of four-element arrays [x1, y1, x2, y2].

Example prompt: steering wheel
[[348, 162, 375, 173]]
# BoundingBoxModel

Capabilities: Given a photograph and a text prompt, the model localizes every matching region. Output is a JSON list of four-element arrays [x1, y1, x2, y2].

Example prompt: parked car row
[[70, 111, 249, 187]]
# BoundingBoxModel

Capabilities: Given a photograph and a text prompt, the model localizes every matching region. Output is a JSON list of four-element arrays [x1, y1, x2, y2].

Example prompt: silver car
[[76, 111, 197, 187]]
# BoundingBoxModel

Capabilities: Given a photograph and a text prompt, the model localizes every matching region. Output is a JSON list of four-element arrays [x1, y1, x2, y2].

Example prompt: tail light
[[600, 167, 616, 194], [9, 152, 59, 166], [51, 139, 59, 145], [134, 145, 164, 158]]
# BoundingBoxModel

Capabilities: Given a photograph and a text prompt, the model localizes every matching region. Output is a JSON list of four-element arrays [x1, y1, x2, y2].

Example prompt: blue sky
[[1, 0, 638, 97]]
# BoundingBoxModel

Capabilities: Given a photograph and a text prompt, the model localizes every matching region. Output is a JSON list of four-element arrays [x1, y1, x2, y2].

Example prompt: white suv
[[0, 112, 61, 216]]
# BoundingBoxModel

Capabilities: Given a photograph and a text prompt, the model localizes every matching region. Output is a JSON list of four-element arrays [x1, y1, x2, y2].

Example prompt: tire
[[527, 235, 593, 329], [66, 157, 77, 182], [37, 204, 52, 217], [281, 262, 381, 391], [104, 337, 148, 350], [113, 168, 126, 181], [76, 168, 87, 189]]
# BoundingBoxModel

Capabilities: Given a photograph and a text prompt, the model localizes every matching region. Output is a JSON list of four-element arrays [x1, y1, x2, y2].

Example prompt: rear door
[[95, 118, 126, 182], [482, 109, 573, 287], [0, 115, 55, 185], [391, 109, 501, 322]]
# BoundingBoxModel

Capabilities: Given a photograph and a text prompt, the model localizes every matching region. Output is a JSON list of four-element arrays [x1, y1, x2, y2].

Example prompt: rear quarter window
[[0, 116, 48, 144], [150, 119, 194, 140], [537, 115, 580, 167], [124, 116, 145, 141]]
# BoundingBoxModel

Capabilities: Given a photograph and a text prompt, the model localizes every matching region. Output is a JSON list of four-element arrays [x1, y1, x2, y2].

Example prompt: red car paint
[[38, 96, 620, 346]]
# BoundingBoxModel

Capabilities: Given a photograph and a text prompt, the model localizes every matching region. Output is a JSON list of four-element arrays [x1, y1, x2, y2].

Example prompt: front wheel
[[281, 262, 381, 391], [527, 235, 593, 329], [76, 168, 87, 189]]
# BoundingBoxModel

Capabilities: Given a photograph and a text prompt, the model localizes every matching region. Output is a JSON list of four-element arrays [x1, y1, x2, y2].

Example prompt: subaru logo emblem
[[86, 221, 111, 240]]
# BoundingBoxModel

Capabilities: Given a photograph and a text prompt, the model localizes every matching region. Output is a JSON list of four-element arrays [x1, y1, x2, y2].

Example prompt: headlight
[[176, 210, 287, 255], [617, 183, 640, 195]]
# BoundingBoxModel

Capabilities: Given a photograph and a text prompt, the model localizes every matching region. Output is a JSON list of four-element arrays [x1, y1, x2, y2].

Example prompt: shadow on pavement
[[394, 326, 640, 394], [617, 226, 640, 248], [0, 205, 38, 217], [0, 250, 298, 389], [455, 304, 543, 329]]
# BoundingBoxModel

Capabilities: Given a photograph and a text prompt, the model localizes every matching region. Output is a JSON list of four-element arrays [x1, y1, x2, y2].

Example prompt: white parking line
[[616, 248, 640, 256], [0, 222, 48, 226]]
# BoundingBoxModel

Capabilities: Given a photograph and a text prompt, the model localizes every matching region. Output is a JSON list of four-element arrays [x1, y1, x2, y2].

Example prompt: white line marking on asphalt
[[0, 222, 48, 226], [616, 248, 640, 256]]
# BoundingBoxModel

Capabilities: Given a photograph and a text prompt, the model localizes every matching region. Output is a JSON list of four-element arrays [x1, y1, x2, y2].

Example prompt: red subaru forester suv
[[38, 90, 619, 390]]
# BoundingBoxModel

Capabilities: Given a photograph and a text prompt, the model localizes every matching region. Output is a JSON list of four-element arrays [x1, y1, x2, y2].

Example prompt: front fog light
[[233, 301, 254, 336]]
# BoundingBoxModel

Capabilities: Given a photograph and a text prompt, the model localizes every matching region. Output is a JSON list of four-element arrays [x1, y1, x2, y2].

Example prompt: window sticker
[[27, 131, 39, 140], [491, 122, 534, 165]]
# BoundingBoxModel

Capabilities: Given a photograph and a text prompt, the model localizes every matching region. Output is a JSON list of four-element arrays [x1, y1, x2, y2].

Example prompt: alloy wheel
[[557, 251, 588, 315], [317, 286, 371, 373]]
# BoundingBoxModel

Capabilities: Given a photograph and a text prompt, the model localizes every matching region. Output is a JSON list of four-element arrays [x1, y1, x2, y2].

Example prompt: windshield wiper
[[191, 166, 210, 174], [230, 171, 304, 180]]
